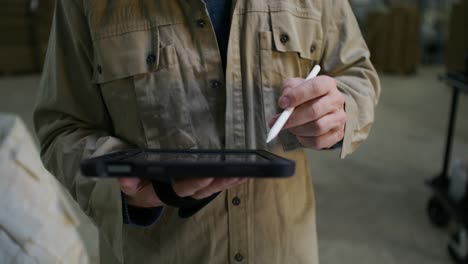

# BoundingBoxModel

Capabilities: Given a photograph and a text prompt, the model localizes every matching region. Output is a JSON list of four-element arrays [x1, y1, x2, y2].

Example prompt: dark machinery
[[427, 72, 468, 264]]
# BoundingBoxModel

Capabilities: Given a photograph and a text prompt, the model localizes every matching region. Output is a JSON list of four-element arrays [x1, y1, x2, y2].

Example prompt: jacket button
[[232, 197, 241, 206], [234, 253, 244, 262], [146, 54, 157, 65], [197, 19, 206, 28], [211, 80, 221, 89], [280, 34, 289, 44], [310, 44, 317, 53]]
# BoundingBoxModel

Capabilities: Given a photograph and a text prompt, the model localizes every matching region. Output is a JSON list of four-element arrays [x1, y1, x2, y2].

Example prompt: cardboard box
[[366, 11, 390, 72], [0, 46, 37, 74], [446, 0, 468, 74], [386, 7, 406, 73], [465, 0, 468, 36], [401, 6, 421, 73], [0, 0, 53, 74], [366, 5, 421, 74]]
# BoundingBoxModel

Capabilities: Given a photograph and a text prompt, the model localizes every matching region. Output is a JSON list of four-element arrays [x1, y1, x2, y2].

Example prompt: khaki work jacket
[[34, 0, 380, 263]]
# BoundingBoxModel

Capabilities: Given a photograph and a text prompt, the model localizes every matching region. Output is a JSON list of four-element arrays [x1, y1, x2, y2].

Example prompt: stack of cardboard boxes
[[366, 5, 421, 74], [0, 0, 54, 74], [446, 0, 468, 75]]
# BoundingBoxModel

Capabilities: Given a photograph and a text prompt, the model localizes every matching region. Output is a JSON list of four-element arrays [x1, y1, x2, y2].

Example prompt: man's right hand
[[119, 177, 247, 208]]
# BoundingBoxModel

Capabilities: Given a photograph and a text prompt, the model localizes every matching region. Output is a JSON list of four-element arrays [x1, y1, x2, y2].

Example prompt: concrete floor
[[0, 66, 467, 263]]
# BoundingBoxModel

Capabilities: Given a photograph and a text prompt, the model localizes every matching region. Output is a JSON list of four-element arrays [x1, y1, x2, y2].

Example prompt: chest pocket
[[93, 29, 161, 83], [260, 10, 323, 149], [91, 27, 197, 149]]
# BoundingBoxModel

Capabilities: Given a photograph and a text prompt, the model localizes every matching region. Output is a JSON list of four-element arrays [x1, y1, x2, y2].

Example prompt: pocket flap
[[93, 29, 159, 84], [271, 11, 323, 60]]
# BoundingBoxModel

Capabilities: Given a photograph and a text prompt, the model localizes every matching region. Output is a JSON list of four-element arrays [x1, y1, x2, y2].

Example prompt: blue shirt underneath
[[205, 0, 232, 69]]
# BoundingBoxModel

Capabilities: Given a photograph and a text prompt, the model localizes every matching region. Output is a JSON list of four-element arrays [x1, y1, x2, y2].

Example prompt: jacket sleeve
[[34, 0, 128, 252], [320, 0, 381, 158]]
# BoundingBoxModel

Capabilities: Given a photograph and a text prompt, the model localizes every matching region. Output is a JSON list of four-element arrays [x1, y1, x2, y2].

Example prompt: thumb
[[119, 178, 143, 197]]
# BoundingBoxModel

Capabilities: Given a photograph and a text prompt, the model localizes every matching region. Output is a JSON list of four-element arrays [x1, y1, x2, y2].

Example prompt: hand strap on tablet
[[151, 181, 219, 218]]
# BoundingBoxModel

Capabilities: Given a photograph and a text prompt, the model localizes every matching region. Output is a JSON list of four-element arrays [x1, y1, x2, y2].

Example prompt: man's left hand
[[270, 76, 346, 150]]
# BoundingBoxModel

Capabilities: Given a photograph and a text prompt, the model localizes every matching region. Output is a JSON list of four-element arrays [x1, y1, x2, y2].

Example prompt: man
[[0, 114, 100, 263], [35, 0, 380, 263]]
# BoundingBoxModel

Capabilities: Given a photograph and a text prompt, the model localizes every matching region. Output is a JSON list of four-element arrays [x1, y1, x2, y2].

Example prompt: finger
[[288, 109, 346, 137], [222, 177, 248, 189], [119, 178, 143, 196], [191, 178, 240, 200], [283, 94, 333, 129], [236, 178, 249, 185], [284, 88, 345, 129], [173, 178, 214, 198], [192, 178, 249, 200], [126, 181, 162, 208], [279, 76, 336, 109], [296, 125, 345, 150], [282, 77, 305, 92]]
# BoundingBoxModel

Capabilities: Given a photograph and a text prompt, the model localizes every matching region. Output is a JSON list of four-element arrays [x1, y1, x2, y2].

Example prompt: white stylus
[[266, 65, 321, 143]]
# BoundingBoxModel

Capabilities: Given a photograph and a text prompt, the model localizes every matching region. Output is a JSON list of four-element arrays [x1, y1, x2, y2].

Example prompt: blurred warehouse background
[[0, 0, 467, 263]]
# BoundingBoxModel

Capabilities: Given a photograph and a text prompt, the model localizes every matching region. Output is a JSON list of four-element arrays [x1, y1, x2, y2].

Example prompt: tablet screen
[[122, 151, 270, 163]]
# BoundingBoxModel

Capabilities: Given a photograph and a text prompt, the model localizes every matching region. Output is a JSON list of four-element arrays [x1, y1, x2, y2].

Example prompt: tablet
[[80, 149, 295, 181]]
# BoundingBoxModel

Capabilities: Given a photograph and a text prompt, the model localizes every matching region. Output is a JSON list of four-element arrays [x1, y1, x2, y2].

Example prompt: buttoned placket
[[224, 1, 250, 263], [191, 1, 249, 262], [191, 0, 227, 111]]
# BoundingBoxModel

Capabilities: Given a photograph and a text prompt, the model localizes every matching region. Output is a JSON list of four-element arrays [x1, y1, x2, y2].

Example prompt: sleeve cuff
[[338, 87, 359, 159], [121, 193, 163, 227]]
